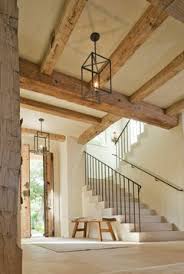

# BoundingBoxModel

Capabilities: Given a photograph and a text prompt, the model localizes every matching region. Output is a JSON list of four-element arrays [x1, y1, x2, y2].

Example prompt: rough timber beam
[[78, 114, 120, 144], [147, 0, 184, 23], [0, 0, 22, 273], [41, 0, 87, 75], [96, 4, 168, 86], [20, 97, 101, 125], [21, 128, 66, 142], [130, 51, 184, 103], [166, 99, 184, 116], [19, 58, 178, 129]]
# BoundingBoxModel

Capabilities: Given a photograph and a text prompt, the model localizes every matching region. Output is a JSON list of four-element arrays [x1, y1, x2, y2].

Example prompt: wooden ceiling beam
[[19, 58, 178, 129], [166, 99, 184, 116], [147, 0, 184, 23], [21, 128, 66, 142], [130, 51, 184, 103], [20, 97, 102, 125], [41, 0, 87, 75], [96, 4, 168, 86], [78, 114, 120, 144]]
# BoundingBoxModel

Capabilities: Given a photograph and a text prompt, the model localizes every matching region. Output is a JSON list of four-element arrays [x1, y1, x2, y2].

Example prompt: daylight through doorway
[[30, 154, 45, 237]]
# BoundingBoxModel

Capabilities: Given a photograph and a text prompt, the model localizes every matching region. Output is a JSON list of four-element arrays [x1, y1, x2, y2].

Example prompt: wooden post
[[43, 152, 54, 237], [0, 0, 22, 273], [21, 145, 31, 238]]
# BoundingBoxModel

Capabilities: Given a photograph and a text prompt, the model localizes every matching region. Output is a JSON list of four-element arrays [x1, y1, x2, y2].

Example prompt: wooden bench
[[72, 217, 117, 241]]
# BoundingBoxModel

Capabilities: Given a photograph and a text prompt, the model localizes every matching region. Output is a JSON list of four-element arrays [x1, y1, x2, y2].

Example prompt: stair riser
[[112, 209, 155, 215], [123, 223, 173, 232], [95, 192, 133, 197], [125, 231, 184, 242], [104, 202, 146, 209], [119, 216, 162, 223], [103, 208, 155, 216]]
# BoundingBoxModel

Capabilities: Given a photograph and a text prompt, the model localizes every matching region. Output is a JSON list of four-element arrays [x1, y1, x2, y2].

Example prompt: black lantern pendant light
[[33, 118, 50, 155], [81, 32, 112, 103]]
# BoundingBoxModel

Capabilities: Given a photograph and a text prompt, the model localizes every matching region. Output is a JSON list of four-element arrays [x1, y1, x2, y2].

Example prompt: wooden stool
[[99, 218, 117, 241], [72, 217, 117, 241], [72, 218, 88, 238]]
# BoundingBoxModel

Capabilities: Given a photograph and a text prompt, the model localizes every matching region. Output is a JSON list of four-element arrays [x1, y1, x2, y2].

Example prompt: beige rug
[[33, 241, 130, 253]]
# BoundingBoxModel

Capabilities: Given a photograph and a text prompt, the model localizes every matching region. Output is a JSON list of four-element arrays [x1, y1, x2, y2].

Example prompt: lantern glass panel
[[81, 51, 112, 102], [34, 131, 50, 154]]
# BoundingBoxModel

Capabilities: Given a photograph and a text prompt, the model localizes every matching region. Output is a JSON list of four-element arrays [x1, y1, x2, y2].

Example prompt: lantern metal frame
[[32, 118, 50, 155], [81, 32, 112, 103]]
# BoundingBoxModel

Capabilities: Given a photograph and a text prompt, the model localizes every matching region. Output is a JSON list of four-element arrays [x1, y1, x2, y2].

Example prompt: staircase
[[83, 170, 184, 242], [84, 119, 184, 242]]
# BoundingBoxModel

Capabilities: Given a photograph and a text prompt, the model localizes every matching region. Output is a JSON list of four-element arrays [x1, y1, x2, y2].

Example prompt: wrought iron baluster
[[127, 126, 128, 153], [97, 159, 100, 195], [89, 155, 91, 189], [132, 181, 136, 232], [99, 161, 101, 198], [138, 187, 141, 232], [128, 179, 131, 223], [111, 168, 114, 208], [108, 167, 110, 208], [123, 177, 127, 223], [120, 174, 122, 215], [121, 135, 123, 160], [115, 172, 118, 215], [92, 157, 95, 194], [116, 144, 118, 168], [105, 165, 107, 202], [87, 153, 89, 187], [95, 158, 97, 195], [102, 163, 104, 201]]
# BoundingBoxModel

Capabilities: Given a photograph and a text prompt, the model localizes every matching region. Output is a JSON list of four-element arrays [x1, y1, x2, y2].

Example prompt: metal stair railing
[[113, 155, 184, 192], [84, 151, 142, 232], [115, 119, 144, 168], [114, 119, 183, 192]]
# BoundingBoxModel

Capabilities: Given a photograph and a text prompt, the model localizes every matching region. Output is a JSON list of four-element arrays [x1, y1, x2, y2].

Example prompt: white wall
[[120, 120, 184, 230], [60, 137, 85, 237], [86, 119, 126, 169]]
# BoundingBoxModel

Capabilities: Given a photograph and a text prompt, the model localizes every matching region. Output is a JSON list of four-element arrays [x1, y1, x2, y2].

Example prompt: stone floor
[[23, 238, 184, 274]]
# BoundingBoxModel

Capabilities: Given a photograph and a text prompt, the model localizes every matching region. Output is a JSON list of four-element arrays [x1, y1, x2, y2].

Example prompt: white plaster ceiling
[[111, 17, 184, 96], [144, 70, 184, 108], [20, 89, 106, 118], [55, 0, 148, 79], [20, 108, 90, 138], [18, 0, 65, 63], [18, 0, 184, 127]]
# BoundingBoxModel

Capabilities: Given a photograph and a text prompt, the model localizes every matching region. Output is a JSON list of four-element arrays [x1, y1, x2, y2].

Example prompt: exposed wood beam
[[20, 97, 101, 125], [21, 128, 66, 142], [96, 4, 168, 86], [78, 114, 120, 144], [0, 0, 22, 272], [41, 0, 87, 75], [147, 0, 184, 23], [19, 58, 178, 129], [130, 51, 184, 103], [166, 99, 184, 116]]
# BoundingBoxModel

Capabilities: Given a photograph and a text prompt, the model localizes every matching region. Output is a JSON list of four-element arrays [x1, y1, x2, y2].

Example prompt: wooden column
[[43, 152, 54, 237], [21, 145, 31, 238], [0, 1, 22, 273]]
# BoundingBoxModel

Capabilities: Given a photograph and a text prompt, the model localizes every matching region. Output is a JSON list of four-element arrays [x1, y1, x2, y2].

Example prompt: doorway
[[30, 153, 44, 237], [21, 144, 54, 238]]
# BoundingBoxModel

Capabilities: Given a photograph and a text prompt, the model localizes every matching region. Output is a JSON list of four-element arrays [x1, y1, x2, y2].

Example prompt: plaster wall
[[60, 137, 85, 237], [119, 121, 184, 230]]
